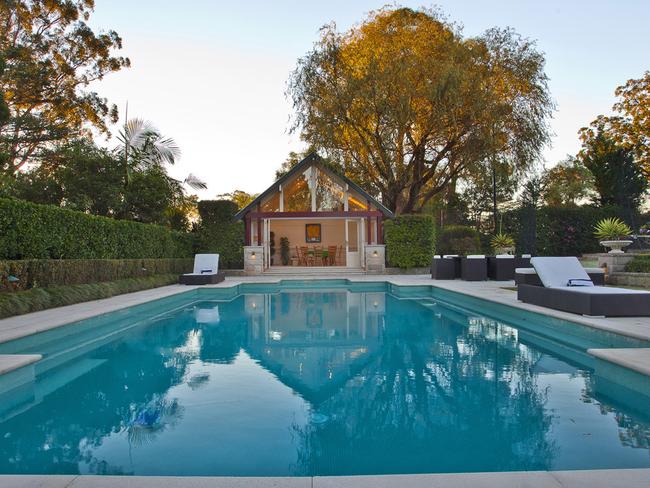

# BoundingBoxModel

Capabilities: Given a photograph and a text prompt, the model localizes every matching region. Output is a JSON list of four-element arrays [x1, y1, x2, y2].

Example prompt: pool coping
[[2, 468, 650, 487]]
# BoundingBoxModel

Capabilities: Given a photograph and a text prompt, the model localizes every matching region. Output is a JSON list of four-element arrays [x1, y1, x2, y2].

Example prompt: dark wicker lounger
[[179, 272, 225, 285], [517, 256, 650, 317], [517, 284, 650, 316]]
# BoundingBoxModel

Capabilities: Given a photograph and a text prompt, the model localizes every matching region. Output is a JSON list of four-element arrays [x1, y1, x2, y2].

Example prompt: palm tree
[[116, 118, 207, 190]]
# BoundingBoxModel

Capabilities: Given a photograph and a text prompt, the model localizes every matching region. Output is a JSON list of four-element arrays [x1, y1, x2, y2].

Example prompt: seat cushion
[[531, 257, 593, 288], [193, 254, 220, 275]]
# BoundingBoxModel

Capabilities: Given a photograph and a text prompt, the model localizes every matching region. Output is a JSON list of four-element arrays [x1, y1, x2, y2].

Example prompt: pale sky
[[88, 0, 650, 199]]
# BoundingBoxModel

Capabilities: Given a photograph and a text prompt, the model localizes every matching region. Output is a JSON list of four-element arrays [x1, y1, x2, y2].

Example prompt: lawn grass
[[0, 274, 179, 319]]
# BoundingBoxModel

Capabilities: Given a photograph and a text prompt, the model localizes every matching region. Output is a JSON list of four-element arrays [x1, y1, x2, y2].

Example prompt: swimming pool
[[0, 280, 649, 476]]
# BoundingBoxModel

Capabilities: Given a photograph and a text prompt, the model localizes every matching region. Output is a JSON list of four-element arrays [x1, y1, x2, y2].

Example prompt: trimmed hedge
[[437, 225, 482, 255], [0, 198, 193, 259], [385, 215, 435, 268], [0, 274, 179, 319], [502, 205, 634, 256], [626, 255, 650, 273], [0, 258, 193, 292], [194, 200, 244, 269]]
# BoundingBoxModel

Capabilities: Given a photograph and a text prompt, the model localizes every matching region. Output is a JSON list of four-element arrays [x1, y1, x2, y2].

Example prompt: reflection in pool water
[[0, 287, 649, 476]]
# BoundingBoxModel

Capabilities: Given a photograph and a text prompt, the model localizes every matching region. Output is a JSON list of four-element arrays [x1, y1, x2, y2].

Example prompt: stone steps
[[263, 266, 365, 275]]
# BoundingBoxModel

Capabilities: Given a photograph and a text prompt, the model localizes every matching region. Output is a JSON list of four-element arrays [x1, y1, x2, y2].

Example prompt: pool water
[[0, 282, 649, 476]]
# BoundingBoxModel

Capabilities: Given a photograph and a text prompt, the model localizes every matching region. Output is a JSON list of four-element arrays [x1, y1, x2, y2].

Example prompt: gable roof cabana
[[236, 154, 392, 272], [234, 153, 394, 221]]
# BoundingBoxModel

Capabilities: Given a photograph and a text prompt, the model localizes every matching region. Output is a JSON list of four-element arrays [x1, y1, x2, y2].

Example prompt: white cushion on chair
[[467, 255, 485, 259], [191, 254, 220, 275], [496, 254, 515, 259], [443, 254, 459, 258], [515, 268, 536, 274], [531, 257, 592, 288]]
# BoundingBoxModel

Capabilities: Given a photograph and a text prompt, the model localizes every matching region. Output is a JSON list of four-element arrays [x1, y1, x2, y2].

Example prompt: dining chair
[[300, 246, 314, 266], [328, 245, 337, 266], [298, 246, 309, 266], [314, 246, 323, 266], [337, 245, 345, 266]]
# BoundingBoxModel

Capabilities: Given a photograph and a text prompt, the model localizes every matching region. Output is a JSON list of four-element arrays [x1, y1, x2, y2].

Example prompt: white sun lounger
[[517, 257, 650, 316], [179, 254, 225, 285]]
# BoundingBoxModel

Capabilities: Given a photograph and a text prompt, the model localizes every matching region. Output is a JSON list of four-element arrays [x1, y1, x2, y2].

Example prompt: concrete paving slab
[[588, 348, 650, 376], [0, 354, 41, 374], [67, 476, 311, 488], [550, 468, 650, 488], [0, 475, 78, 488], [314, 471, 562, 488], [0, 285, 196, 344]]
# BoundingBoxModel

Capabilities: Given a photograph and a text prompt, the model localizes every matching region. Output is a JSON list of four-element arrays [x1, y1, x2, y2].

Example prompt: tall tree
[[578, 126, 647, 214], [288, 7, 552, 214], [0, 0, 130, 173], [460, 158, 518, 230], [215, 190, 258, 209], [116, 118, 206, 190], [541, 156, 595, 206], [6, 137, 198, 228], [0, 54, 9, 170], [585, 72, 650, 179]]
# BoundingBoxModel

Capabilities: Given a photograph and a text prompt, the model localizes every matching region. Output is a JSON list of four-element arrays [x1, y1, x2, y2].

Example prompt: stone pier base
[[243, 246, 264, 275], [364, 245, 386, 274]]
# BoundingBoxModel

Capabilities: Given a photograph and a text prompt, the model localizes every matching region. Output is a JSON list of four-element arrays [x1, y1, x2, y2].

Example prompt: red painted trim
[[367, 216, 371, 244], [247, 210, 383, 219], [244, 216, 251, 246], [377, 217, 383, 245]]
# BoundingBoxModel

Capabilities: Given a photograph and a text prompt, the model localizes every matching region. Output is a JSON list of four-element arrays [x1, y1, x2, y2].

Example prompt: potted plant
[[280, 237, 291, 266], [269, 231, 276, 265], [491, 232, 515, 255], [594, 217, 633, 254]]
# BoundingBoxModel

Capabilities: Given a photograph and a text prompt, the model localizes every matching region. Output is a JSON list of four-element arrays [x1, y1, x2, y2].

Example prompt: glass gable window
[[261, 192, 280, 212], [315, 169, 345, 211], [348, 190, 369, 211], [283, 172, 311, 212]]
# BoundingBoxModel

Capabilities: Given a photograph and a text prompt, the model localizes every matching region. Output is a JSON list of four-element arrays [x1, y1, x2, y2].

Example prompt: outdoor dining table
[[305, 248, 330, 265]]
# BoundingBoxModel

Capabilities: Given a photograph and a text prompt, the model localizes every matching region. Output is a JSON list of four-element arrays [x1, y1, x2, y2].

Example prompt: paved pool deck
[[1, 274, 650, 487], [2, 469, 650, 487]]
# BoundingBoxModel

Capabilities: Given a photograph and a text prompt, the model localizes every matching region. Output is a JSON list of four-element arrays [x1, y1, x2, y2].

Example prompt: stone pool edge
[[2, 468, 650, 487]]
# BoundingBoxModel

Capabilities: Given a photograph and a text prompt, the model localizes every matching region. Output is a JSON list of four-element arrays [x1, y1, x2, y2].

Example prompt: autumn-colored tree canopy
[[289, 7, 552, 214], [541, 157, 595, 206], [580, 71, 650, 181], [0, 0, 130, 173]]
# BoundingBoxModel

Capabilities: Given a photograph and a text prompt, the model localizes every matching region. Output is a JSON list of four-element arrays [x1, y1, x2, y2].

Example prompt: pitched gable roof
[[234, 153, 394, 220]]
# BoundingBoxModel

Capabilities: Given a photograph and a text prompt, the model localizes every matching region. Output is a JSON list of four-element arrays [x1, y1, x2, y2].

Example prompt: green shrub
[[385, 215, 435, 268], [0, 198, 193, 259], [0, 274, 179, 319], [625, 255, 650, 273], [437, 225, 481, 255], [194, 200, 244, 269], [502, 205, 634, 256], [0, 258, 193, 292], [196, 200, 239, 226]]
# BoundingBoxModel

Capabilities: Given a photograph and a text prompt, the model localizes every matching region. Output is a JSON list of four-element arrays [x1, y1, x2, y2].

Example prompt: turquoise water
[[0, 281, 649, 476]]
